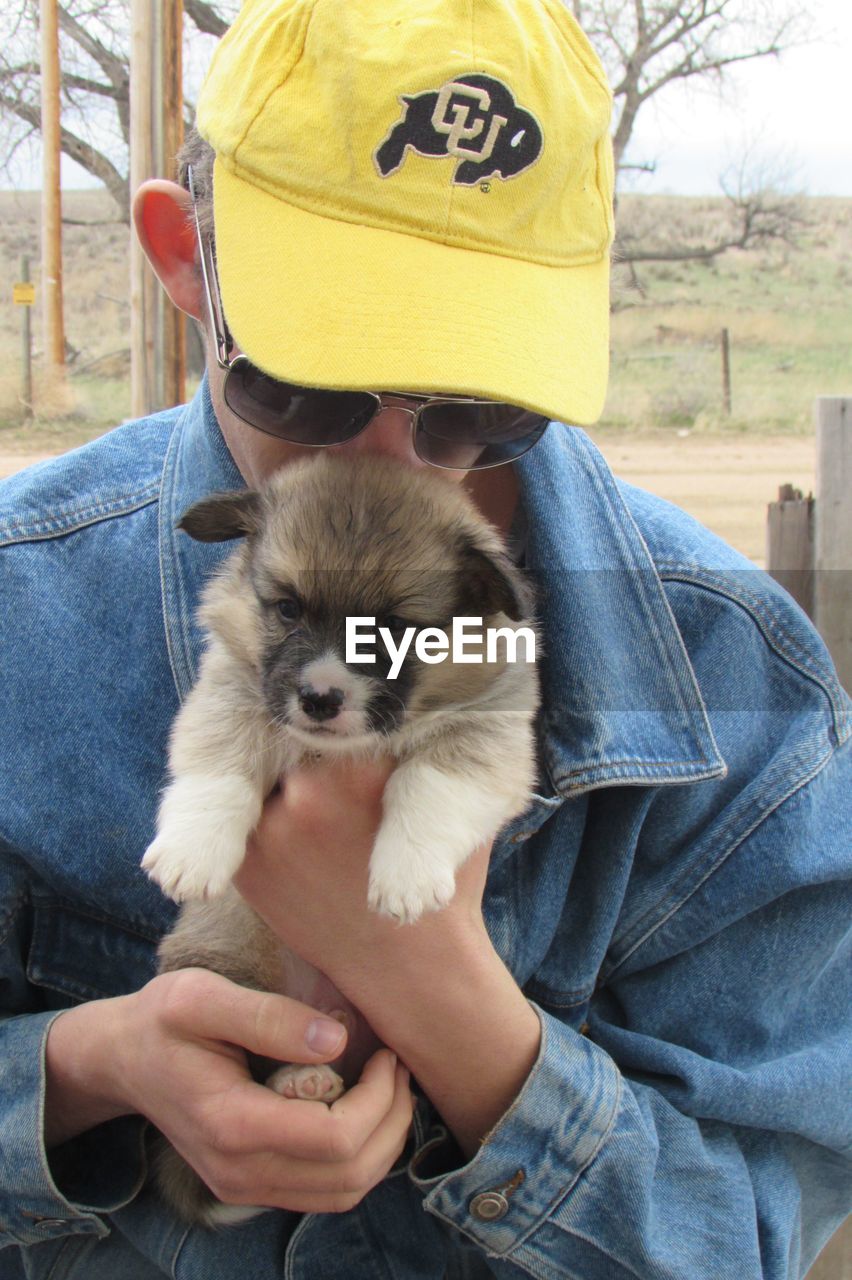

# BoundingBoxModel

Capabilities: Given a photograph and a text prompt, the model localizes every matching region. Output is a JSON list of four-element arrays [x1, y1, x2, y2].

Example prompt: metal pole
[[20, 256, 34, 419]]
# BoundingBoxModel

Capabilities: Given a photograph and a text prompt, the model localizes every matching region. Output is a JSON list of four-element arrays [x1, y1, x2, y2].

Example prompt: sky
[[3, 0, 851, 198], [620, 0, 852, 197]]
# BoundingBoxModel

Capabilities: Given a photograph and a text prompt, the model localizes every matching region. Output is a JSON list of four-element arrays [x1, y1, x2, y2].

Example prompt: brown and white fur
[[142, 453, 540, 1225]]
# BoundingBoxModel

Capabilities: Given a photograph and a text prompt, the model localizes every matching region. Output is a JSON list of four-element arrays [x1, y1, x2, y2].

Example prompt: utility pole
[[130, 0, 185, 417], [40, 0, 68, 402]]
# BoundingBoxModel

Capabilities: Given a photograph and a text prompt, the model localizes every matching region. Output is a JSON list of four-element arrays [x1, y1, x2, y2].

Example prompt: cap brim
[[213, 159, 609, 426]]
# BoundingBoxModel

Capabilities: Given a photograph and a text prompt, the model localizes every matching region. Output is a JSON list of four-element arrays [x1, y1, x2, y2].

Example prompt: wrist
[[353, 927, 541, 1158], [44, 995, 138, 1148]]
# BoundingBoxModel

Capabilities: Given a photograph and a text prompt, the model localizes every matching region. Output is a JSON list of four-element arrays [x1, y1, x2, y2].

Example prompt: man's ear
[[132, 179, 203, 321], [178, 491, 262, 542]]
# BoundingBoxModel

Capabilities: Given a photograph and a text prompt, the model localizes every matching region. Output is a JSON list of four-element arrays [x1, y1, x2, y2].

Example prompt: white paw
[[367, 853, 456, 924], [141, 833, 242, 902], [266, 1063, 344, 1103]]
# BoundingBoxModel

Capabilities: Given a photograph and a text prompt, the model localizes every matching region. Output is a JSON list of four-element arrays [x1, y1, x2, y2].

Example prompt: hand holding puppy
[[45, 968, 413, 1219], [235, 759, 541, 1161], [234, 758, 493, 997]]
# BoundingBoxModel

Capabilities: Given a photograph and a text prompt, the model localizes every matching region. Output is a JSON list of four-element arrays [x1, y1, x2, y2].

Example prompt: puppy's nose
[[298, 684, 345, 722]]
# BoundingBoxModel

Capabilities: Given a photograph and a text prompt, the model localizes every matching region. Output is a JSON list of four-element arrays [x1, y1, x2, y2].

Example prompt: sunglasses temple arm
[[187, 164, 234, 371]]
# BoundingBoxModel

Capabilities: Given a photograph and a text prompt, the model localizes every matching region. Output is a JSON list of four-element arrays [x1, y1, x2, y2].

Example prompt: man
[[1, 0, 849, 1276]]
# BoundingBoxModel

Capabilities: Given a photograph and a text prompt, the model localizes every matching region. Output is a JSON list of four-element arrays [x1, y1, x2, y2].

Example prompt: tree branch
[[616, 187, 808, 265], [56, 4, 127, 88], [56, 3, 129, 141], [184, 0, 229, 38], [0, 87, 128, 217]]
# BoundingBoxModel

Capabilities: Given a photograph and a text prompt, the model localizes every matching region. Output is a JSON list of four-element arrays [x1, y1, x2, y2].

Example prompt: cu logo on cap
[[374, 74, 543, 186], [432, 82, 508, 162]]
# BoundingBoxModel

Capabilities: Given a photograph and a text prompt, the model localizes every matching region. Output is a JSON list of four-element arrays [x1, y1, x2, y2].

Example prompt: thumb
[[161, 969, 348, 1062]]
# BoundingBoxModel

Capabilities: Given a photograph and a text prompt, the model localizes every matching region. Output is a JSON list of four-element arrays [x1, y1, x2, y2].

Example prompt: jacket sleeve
[[0, 844, 149, 1251], [409, 737, 852, 1279]]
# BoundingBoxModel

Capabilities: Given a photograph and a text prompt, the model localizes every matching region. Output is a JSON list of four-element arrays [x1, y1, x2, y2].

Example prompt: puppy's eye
[[276, 595, 302, 623], [382, 615, 410, 635]]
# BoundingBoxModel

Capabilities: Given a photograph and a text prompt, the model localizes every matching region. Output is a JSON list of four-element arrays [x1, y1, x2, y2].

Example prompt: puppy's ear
[[178, 490, 262, 542], [458, 540, 535, 622]]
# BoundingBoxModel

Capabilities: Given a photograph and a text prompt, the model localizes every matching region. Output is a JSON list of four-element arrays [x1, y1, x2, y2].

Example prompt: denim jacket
[[1, 379, 850, 1280]]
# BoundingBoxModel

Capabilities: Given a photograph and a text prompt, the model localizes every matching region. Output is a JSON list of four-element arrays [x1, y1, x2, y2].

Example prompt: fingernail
[[306, 1018, 346, 1054]]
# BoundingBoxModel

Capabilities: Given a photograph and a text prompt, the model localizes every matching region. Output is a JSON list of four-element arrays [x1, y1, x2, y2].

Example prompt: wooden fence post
[[130, 0, 185, 418], [815, 397, 852, 691], [720, 328, 732, 417], [766, 484, 814, 619]]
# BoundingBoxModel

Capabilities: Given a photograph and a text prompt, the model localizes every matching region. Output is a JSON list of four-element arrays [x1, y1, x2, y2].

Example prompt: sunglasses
[[187, 167, 550, 471]]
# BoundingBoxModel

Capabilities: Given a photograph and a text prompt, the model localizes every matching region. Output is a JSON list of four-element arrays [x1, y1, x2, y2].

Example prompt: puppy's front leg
[[142, 772, 265, 901], [367, 761, 513, 924], [142, 657, 278, 902]]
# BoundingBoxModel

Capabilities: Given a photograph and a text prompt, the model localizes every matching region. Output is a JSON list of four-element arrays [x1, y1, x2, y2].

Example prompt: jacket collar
[[160, 383, 725, 798], [158, 376, 243, 701], [514, 426, 725, 795]]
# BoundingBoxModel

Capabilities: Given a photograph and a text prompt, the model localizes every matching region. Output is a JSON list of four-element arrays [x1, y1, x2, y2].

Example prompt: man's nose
[[327, 404, 425, 468]]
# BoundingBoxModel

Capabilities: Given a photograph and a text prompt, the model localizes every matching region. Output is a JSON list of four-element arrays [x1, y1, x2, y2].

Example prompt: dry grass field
[[1, 189, 850, 566]]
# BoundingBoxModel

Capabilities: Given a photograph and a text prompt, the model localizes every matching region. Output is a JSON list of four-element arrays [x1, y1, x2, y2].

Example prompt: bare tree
[[566, 1, 812, 266], [616, 149, 810, 280], [0, 0, 810, 256], [0, 0, 236, 220], [569, 0, 807, 175], [183, 0, 228, 38]]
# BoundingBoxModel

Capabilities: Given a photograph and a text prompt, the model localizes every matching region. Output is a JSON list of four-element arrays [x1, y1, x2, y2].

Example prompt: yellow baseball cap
[[196, 0, 614, 425]]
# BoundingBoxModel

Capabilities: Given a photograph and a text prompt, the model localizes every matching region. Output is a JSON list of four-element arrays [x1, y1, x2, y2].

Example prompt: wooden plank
[[815, 398, 852, 692], [130, 0, 185, 417], [720, 327, 732, 416], [162, 0, 185, 407], [805, 1217, 852, 1279], [766, 484, 814, 619]]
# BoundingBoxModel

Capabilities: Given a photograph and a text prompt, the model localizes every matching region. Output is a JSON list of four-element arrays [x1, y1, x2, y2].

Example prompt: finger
[[204, 1047, 402, 1164], [231, 1061, 415, 1211], [160, 969, 348, 1063]]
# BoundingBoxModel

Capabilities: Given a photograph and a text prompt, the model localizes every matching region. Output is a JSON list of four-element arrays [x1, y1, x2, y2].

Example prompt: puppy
[[143, 453, 540, 1224]]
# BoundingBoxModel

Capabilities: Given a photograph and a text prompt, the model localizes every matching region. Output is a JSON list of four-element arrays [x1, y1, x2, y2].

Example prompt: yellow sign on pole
[[13, 282, 36, 306]]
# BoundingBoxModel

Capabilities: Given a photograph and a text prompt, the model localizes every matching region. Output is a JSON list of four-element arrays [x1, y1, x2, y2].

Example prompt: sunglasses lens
[[222, 358, 549, 469], [415, 402, 550, 469], [224, 360, 378, 444]]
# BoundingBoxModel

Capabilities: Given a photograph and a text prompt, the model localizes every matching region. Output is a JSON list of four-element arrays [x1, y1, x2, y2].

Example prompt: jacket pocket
[[27, 900, 158, 1004]]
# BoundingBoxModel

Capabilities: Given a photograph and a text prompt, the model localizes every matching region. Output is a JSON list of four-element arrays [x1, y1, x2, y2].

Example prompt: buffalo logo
[[374, 74, 543, 186]]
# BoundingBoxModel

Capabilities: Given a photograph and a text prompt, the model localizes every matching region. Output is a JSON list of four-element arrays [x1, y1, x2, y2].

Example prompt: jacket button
[[470, 1191, 509, 1221]]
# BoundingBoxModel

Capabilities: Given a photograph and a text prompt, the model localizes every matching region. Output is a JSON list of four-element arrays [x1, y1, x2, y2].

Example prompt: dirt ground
[[0, 432, 815, 570], [588, 430, 816, 568], [0, 451, 57, 476]]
